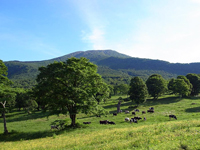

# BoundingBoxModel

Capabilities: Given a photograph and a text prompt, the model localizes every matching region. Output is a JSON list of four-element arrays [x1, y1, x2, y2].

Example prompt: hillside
[[3, 49, 200, 88]]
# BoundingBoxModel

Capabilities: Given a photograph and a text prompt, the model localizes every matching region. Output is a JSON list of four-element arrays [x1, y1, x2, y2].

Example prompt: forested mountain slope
[[3, 50, 200, 88]]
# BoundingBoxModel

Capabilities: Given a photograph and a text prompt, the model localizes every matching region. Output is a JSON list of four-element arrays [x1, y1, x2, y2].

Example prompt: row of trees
[[128, 73, 200, 106]]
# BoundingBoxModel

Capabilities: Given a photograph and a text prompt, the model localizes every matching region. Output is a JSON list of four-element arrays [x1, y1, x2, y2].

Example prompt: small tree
[[128, 77, 148, 106], [0, 60, 16, 134], [146, 74, 167, 100]]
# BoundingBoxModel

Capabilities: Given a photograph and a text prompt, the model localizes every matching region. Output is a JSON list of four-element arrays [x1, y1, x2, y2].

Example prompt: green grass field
[[1, 95, 200, 150]]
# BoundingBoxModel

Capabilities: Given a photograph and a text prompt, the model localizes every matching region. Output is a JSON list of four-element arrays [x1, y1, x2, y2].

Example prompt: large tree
[[128, 77, 148, 106], [0, 60, 16, 134], [35, 57, 109, 126], [186, 73, 200, 96], [146, 74, 167, 100]]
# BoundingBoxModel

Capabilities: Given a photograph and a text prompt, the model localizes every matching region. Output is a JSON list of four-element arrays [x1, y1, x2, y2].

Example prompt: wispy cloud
[[81, 28, 105, 49], [71, 0, 107, 50]]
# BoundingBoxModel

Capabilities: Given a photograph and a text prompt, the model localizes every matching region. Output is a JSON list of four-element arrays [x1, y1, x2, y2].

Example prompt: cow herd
[[51, 106, 177, 129], [88, 107, 177, 126]]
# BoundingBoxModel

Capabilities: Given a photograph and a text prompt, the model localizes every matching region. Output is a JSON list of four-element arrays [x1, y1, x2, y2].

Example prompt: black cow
[[130, 118, 138, 123], [132, 112, 136, 115], [142, 111, 146, 114], [132, 117, 142, 120], [100, 120, 108, 124], [169, 115, 177, 120], [108, 121, 116, 125], [147, 110, 154, 113], [83, 122, 91, 124], [113, 113, 117, 116]]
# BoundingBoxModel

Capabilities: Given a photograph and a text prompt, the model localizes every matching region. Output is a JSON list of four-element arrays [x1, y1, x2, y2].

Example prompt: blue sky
[[1, 0, 200, 63]]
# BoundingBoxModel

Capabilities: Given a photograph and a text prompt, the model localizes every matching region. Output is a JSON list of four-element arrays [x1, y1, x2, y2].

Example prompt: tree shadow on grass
[[185, 107, 200, 113], [3, 111, 54, 123], [103, 101, 133, 109], [0, 125, 89, 142], [143, 96, 182, 107]]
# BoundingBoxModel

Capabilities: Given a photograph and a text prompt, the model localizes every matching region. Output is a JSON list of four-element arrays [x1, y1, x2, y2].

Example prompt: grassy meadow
[[1, 95, 200, 150]]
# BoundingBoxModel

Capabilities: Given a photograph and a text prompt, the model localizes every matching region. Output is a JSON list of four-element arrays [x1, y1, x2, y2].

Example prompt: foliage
[[128, 77, 148, 105], [186, 73, 200, 96], [168, 76, 192, 97], [89, 104, 109, 117], [146, 74, 167, 100], [0, 60, 17, 134], [93, 82, 110, 104], [34, 57, 109, 126]]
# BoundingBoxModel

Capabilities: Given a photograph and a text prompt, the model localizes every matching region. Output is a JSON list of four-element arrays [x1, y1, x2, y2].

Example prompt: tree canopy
[[34, 57, 109, 126], [0, 60, 16, 134], [146, 74, 167, 100], [186, 73, 200, 96], [128, 77, 148, 106]]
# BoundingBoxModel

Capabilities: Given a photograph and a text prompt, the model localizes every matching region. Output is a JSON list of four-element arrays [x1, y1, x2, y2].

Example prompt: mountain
[[3, 50, 200, 88]]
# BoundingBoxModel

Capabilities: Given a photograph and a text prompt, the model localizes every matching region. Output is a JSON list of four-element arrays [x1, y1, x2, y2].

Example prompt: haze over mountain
[[4, 50, 200, 88]]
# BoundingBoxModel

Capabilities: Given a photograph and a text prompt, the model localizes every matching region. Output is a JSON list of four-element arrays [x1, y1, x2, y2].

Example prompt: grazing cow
[[149, 107, 154, 110], [119, 110, 123, 113], [108, 121, 116, 125], [96, 115, 101, 117], [135, 109, 140, 112], [51, 125, 59, 130], [100, 120, 108, 124], [142, 111, 146, 114], [144, 117, 146, 121], [125, 117, 130, 121], [132, 112, 136, 115], [169, 115, 177, 120], [147, 110, 154, 113], [83, 122, 91, 124], [132, 117, 142, 120], [113, 113, 117, 116], [130, 118, 138, 123], [125, 110, 130, 114]]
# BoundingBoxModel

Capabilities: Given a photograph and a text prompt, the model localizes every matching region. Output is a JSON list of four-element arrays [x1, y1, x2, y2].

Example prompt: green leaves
[[146, 74, 167, 100], [128, 77, 148, 105], [35, 57, 109, 126]]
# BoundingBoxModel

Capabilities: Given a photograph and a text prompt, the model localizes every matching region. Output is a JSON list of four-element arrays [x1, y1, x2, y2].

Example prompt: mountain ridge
[[3, 50, 200, 88]]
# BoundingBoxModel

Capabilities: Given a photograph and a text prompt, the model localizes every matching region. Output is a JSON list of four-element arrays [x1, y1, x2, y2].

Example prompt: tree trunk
[[117, 100, 121, 113], [70, 114, 76, 126], [2, 112, 8, 134]]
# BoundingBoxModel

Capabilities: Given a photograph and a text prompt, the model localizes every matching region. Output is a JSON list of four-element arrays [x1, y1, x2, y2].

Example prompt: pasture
[[1, 95, 200, 150]]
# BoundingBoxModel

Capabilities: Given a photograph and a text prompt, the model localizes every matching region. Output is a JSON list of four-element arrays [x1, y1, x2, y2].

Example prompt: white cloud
[[71, 0, 108, 50], [71, 0, 200, 63], [110, 0, 200, 63], [82, 27, 105, 49]]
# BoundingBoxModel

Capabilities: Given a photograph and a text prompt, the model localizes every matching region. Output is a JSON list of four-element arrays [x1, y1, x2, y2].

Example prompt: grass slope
[[1, 95, 200, 150]]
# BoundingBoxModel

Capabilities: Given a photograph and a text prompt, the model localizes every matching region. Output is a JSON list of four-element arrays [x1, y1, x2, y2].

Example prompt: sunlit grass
[[1, 95, 200, 149]]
